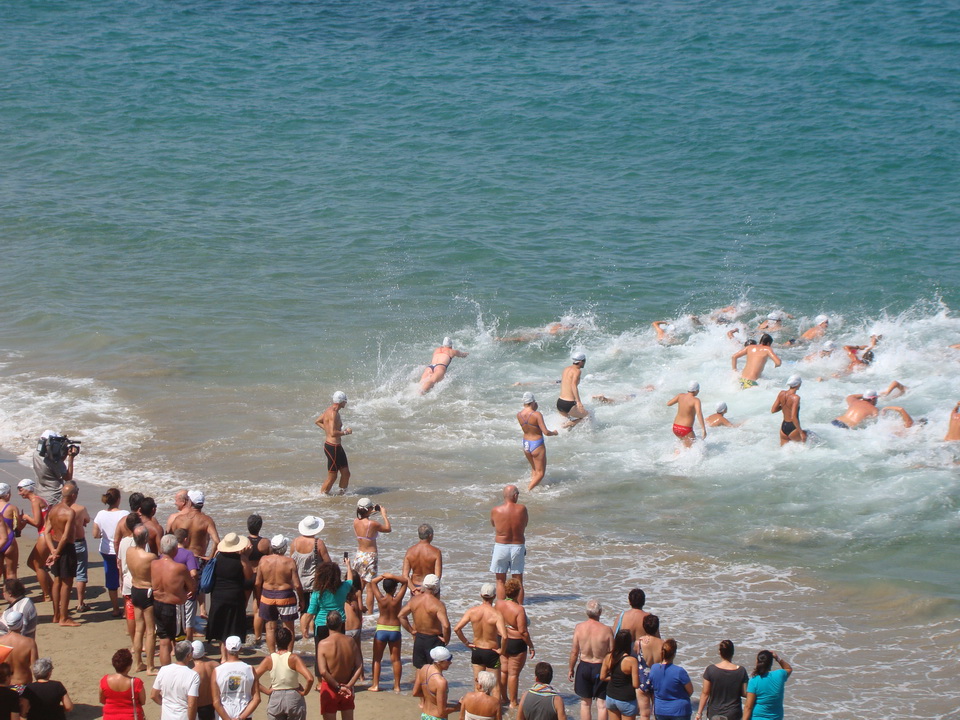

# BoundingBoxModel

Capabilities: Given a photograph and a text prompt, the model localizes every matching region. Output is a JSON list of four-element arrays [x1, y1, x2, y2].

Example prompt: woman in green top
[[303, 560, 355, 672]]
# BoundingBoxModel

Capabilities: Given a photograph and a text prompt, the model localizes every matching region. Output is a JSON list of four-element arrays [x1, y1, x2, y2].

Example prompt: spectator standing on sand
[[152, 641, 200, 720], [212, 636, 259, 720], [253, 626, 313, 720], [490, 485, 528, 603], [402, 523, 442, 589], [92, 487, 129, 617], [517, 662, 567, 720], [2, 581, 37, 640], [695, 640, 748, 720], [100, 648, 146, 720], [22, 658, 73, 720]]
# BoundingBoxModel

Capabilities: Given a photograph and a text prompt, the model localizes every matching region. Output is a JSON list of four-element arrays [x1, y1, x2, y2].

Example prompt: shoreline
[[0, 446, 423, 720]]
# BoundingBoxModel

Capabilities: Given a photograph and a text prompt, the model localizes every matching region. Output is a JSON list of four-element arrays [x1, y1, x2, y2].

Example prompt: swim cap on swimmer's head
[[688, 381, 700, 393], [787, 375, 802, 388], [332, 391, 347, 404], [442, 337, 452, 348], [863, 389, 878, 400], [823, 341, 836, 351], [716, 402, 727, 414], [571, 352, 586, 363], [665, 324, 675, 333], [767, 312, 780, 321], [17, 479, 35, 490], [430, 646, 453, 662], [815, 314, 829, 325], [522, 392, 536, 405]]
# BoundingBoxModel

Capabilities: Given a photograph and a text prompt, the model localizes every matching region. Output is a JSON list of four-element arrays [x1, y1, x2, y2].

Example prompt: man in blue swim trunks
[[832, 389, 880, 429], [517, 393, 559, 491], [490, 485, 528, 603]]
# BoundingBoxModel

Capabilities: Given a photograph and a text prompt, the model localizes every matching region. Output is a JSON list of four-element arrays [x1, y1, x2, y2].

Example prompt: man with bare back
[[128, 525, 158, 674], [557, 352, 588, 427], [169, 490, 219, 565], [317, 610, 364, 720], [399, 574, 451, 670], [666, 382, 706, 448], [44, 488, 79, 627], [454, 582, 507, 684], [256, 534, 304, 653], [731, 333, 782, 388], [569, 599, 615, 720], [317, 391, 353, 495], [152, 534, 195, 667]]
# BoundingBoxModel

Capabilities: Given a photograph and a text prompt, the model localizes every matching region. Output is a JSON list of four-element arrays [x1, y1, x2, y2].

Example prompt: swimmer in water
[[706, 402, 738, 428], [832, 390, 880, 429], [880, 380, 908, 399], [666, 381, 706, 448], [651, 321, 676, 343], [945, 402, 960, 441], [801, 315, 830, 342], [420, 337, 468, 394], [731, 333, 781, 388], [771, 375, 806, 445], [517, 393, 559, 491], [843, 335, 880, 374], [803, 340, 836, 362], [496, 322, 575, 343], [557, 353, 589, 428], [756, 311, 792, 334], [880, 406, 915, 429], [591, 386, 656, 404]]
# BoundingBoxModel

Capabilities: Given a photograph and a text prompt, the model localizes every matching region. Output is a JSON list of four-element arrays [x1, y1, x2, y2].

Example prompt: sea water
[[1, 0, 959, 715]]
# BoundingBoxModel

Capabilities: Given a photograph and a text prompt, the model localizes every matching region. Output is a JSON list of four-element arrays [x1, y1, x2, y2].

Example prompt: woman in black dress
[[206, 533, 253, 660]]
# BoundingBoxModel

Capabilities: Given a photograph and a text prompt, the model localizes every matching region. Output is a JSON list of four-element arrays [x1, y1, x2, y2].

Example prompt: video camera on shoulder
[[37, 434, 81, 462]]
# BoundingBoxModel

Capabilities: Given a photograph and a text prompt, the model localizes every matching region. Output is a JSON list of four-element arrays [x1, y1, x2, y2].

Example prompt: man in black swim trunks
[[453, 583, 507, 687], [128, 524, 158, 674], [569, 599, 614, 720], [152, 534, 195, 667], [317, 391, 353, 495], [558, 352, 589, 428], [771, 374, 806, 446]]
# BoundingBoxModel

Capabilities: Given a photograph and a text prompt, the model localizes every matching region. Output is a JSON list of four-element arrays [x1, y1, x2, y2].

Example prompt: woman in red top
[[99, 649, 145, 720]]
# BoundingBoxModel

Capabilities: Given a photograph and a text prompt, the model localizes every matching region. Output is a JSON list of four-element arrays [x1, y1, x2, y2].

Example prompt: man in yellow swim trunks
[[731, 333, 781, 388]]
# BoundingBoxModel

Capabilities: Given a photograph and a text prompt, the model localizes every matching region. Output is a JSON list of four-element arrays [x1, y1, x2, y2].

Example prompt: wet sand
[[0, 450, 422, 720]]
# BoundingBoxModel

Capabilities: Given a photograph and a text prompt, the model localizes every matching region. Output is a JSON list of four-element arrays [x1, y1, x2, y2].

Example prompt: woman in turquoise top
[[743, 650, 793, 720], [303, 560, 354, 672]]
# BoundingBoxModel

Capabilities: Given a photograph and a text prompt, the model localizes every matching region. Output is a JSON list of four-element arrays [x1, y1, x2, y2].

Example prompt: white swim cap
[[571, 351, 586, 363], [767, 312, 780, 321], [787, 374, 802, 388], [823, 341, 836, 351], [430, 646, 453, 662], [665, 324, 676, 333], [863, 389, 878, 400], [3, 610, 23, 630], [17, 479, 35, 490], [815, 314, 829, 325], [441, 337, 452, 348], [522, 392, 536, 405], [688, 381, 700, 393], [191, 640, 206, 658], [422, 574, 440, 590], [716, 402, 727, 414], [332, 390, 347, 404], [0, 484, 10, 498]]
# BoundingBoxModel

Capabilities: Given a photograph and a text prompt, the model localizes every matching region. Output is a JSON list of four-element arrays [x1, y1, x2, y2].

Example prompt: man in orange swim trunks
[[666, 381, 707, 448]]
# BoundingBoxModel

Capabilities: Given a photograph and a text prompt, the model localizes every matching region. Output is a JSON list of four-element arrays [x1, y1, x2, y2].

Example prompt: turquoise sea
[[2, 1, 960, 715]]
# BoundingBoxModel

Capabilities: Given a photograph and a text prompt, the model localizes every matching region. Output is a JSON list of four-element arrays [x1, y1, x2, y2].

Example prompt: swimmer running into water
[[420, 337, 468, 394], [832, 389, 880, 429], [496, 322, 575, 343], [771, 375, 806, 445], [557, 352, 588, 428], [666, 382, 706, 448], [706, 402, 738, 428], [517, 393, 558, 491], [731, 333, 781, 388]]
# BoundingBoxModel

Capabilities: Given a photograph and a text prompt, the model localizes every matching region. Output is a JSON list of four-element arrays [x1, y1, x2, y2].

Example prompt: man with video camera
[[32, 430, 80, 506]]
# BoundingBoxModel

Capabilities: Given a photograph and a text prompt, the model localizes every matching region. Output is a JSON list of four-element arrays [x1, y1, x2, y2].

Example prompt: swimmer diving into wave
[[420, 337, 468, 394]]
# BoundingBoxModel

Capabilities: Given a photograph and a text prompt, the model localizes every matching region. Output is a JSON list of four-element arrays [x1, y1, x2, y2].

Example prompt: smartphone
[[343, 551, 349, 561]]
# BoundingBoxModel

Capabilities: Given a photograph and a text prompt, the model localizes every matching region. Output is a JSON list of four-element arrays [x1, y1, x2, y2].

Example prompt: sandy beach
[[0, 450, 423, 720]]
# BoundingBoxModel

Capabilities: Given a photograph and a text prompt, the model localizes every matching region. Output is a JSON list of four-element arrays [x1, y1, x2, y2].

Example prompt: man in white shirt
[[152, 640, 200, 720], [213, 636, 259, 720]]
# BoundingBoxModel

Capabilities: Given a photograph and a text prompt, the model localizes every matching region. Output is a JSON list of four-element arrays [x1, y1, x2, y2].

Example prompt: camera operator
[[32, 430, 79, 506]]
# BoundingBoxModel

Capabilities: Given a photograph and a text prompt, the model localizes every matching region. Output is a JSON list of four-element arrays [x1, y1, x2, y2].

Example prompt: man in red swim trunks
[[317, 610, 363, 719], [666, 381, 707, 448]]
